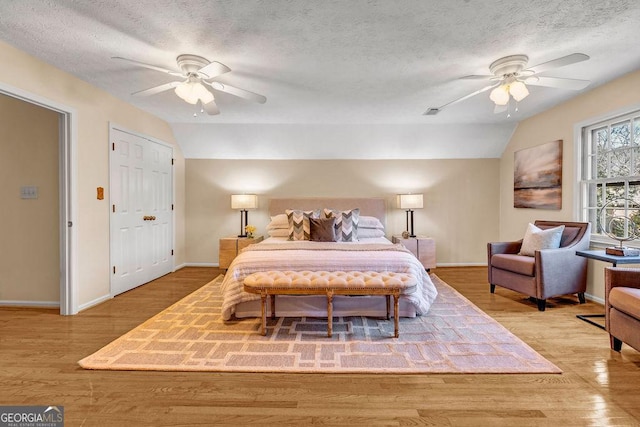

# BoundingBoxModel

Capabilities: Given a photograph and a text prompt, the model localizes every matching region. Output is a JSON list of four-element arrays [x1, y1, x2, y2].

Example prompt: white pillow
[[267, 228, 290, 238], [266, 213, 288, 230], [357, 228, 385, 239], [518, 223, 565, 256], [359, 215, 384, 230]]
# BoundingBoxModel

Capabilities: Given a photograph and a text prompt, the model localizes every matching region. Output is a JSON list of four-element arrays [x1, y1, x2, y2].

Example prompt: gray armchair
[[487, 220, 591, 311], [605, 267, 640, 352]]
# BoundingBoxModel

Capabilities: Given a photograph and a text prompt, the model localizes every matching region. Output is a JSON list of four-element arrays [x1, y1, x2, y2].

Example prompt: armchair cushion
[[518, 223, 565, 256], [609, 287, 640, 319], [491, 254, 535, 276]]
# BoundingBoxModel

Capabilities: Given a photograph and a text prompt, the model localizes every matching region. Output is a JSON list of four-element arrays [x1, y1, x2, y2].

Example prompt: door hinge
[[171, 158, 174, 165], [171, 204, 174, 211], [112, 204, 116, 213], [171, 249, 174, 256], [112, 142, 115, 151], [113, 266, 116, 274]]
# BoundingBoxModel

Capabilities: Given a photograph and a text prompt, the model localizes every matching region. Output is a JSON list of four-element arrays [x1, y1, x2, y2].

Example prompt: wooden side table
[[219, 235, 264, 269], [392, 235, 436, 270]]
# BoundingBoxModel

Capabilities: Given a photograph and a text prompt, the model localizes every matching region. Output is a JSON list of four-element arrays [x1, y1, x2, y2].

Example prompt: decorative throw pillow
[[286, 209, 320, 240], [518, 223, 565, 256], [309, 217, 337, 242], [323, 208, 360, 242]]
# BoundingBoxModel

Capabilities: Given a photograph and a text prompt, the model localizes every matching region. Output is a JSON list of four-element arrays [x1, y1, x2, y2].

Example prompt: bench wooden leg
[[386, 295, 390, 320], [327, 290, 334, 338], [393, 290, 400, 338], [260, 291, 267, 336], [270, 295, 276, 319]]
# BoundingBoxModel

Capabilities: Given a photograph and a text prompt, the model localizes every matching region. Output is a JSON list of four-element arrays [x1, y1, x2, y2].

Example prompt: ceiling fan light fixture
[[489, 85, 509, 106], [509, 80, 529, 102], [175, 80, 214, 105]]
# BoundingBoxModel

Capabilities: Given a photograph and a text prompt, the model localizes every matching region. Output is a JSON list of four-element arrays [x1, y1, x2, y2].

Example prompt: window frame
[[576, 103, 640, 247]]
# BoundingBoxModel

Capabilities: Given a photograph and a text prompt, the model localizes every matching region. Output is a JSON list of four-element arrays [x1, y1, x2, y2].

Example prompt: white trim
[[573, 101, 640, 224], [184, 262, 219, 267], [435, 262, 487, 267], [0, 301, 60, 308], [78, 294, 112, 312], [0, 81, 78, 315], [584, 293, 604, 305]]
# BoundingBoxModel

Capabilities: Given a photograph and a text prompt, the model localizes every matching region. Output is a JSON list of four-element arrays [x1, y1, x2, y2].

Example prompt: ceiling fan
[[113, 54, 266, 115], [424, 53, 590, 115]]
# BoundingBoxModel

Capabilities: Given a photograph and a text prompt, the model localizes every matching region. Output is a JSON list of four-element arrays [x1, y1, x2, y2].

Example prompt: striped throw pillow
[[286, 209, 320, 240], [323, 208, 360, 242]]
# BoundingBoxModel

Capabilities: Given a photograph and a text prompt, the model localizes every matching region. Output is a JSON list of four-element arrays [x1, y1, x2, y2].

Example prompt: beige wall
[[499, 69, 640, 300], [0, 94, 60, 303], [186, 159, 500, 266], [0, 40, 185, 310]]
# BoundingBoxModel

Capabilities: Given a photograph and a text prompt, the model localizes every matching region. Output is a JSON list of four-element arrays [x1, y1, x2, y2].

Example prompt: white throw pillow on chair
[[518, 223, 565, 256]]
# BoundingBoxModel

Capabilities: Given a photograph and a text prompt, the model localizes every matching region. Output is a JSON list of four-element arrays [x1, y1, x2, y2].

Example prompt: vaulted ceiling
[[1, 1, 639, 158]]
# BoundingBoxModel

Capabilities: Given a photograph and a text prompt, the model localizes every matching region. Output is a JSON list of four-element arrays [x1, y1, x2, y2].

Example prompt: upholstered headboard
[[268, 198, 386, 225]]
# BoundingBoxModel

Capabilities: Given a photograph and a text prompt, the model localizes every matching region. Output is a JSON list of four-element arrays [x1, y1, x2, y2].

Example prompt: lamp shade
[[489, 85, 510, 106], [397, 194, 424, 209], [231, 194, 258, 210], [508, 80, 529, 102]]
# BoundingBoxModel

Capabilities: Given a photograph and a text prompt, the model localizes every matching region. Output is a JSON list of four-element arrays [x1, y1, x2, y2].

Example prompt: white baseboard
[[78, 294, 112, 312], [183, 262, 218, 267], [0, 300, 59, 308], [435, 262, 487, 267], [584, 293, 604, 305]]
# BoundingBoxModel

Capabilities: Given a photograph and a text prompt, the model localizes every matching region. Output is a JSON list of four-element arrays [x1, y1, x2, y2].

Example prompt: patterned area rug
[[78, 275, 561, 374]]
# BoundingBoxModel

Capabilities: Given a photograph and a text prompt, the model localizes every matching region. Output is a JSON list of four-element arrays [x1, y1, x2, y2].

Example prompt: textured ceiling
[[1, 0, 640, 158]]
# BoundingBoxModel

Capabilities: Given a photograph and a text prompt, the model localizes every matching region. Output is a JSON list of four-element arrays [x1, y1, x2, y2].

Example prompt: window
[[580, 110, 640, 243]]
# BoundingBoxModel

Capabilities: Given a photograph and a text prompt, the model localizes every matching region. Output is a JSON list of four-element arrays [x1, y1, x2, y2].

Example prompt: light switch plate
[[20, 186, 38, 199]]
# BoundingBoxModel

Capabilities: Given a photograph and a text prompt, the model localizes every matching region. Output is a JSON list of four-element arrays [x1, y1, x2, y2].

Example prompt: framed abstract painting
[[514, 140, 563, 209]]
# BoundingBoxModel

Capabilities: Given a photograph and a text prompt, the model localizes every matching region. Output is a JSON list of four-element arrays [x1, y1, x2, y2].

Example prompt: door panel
[[110, 128, 173, 296]]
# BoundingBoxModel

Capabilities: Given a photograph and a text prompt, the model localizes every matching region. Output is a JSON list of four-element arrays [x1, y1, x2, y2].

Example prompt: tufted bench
[[243, 271, 417, 338]]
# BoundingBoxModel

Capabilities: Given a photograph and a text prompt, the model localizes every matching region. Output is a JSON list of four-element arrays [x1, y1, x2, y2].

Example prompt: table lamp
[[231, 194, 258, 237], [397, 194, 423, 238]]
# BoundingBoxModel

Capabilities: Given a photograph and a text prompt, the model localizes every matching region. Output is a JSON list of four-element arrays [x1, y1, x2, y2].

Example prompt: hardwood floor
[[1, 266, 639, 426]]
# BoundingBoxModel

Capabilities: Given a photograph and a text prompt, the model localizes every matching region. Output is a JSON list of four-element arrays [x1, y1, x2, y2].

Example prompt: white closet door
[[110, 129, 173, 296]]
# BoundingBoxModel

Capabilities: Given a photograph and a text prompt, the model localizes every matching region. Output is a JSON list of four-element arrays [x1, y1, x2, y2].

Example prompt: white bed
[[219, 197, 438, 320]]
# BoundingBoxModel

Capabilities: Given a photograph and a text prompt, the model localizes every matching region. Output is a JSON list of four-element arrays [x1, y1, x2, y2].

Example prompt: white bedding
[[220, 237, 438, 320]]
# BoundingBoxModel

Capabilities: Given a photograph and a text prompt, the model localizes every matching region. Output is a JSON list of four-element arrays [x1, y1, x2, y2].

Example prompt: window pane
[[634, 147, 640, 176], [593, 127, 608, 152], [611, 120, 631, 148], [610, 149, 631, 177], [597, 152, 608, 178], [634, 118, 640, 145]]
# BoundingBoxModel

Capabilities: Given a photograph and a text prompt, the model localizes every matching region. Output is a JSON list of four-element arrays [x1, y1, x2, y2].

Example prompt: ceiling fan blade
[[527, 53, 590, 75], [202, 99, 220, 115], [526, 76, 590, 90], [112, 56, 183, 77], [208, 82, 267, 104], [459, 75, 494, 80], [424, 83, 498, 114], [198, 61, 232, 79], [131, 81, 181, 96]]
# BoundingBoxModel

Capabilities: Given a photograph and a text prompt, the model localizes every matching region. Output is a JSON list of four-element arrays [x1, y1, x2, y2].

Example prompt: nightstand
[[219, 235, 264, 269], [392, 235, 436, 271]]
